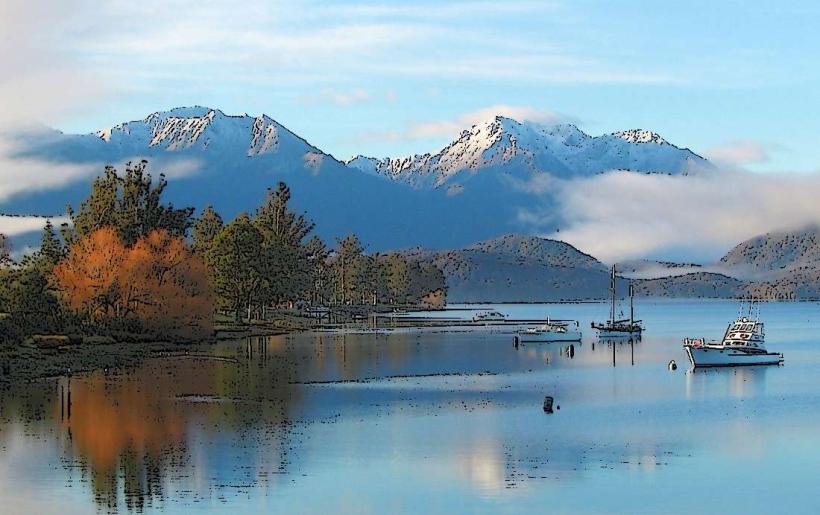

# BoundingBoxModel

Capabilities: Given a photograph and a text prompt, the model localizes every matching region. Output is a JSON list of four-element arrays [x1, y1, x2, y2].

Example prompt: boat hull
[[517, 330, 582, 343], [594, 329, 641, 339], [685, 346, 783, 367]]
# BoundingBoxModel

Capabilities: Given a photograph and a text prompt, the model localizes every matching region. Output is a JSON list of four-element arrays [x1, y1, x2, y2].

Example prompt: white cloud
[[0, 0, 109, 125], [544, 169, 820, 263], [0, 128, 101, 202], [704, 139, 771, 165], [296, 89, 371, 106], [0, 215, 72, 237]]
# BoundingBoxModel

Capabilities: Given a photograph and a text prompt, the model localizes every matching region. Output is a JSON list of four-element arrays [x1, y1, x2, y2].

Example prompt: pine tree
[[304, 236, 330, 304], [254, 182, 314, 245], [68, 160, 194, 246], [386, 253, 410, 304], [333, 235, 365, 305], [191, 205, 224, 256], [254, 182, 314, 305], [38, 220, 64, 268], [206, 215, 265, 321], [0, 233, 10, 267]]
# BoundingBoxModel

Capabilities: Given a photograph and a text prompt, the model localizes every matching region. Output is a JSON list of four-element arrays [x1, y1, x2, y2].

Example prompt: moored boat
[[518, 320, 582, 342], [683, 316, 783, 367], [592, 265, 643, 338], [472, 310, 507, 323]]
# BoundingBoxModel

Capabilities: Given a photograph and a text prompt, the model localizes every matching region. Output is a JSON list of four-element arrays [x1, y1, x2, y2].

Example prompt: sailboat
[[591, 265, 643, 338]]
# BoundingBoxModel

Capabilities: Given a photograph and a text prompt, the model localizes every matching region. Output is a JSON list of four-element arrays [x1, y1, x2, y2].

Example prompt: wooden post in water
[[612, 340, 616, 367], [610, 265, 616, 326]]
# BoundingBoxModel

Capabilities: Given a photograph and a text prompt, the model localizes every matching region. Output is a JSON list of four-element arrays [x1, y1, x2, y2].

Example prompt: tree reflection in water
[[0, 335, 303, 512]]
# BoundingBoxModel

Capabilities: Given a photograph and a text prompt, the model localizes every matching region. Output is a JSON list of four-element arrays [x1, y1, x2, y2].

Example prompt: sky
[[5, 0, 820, 262], [4, 0, 820, 171]]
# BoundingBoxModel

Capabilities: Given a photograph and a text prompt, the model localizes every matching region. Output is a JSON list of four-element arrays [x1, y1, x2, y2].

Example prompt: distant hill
[[402, 228, 820, 302], [717, 226, 820, 299], [406, 234, 629, 302], [634, 272, 747, 298], [626, 226, 820, 300], [720, 226, 820, 278]]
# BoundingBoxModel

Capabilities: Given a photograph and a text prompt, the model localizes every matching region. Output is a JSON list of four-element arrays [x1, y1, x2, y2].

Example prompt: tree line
[[0, 161, 446, 344]]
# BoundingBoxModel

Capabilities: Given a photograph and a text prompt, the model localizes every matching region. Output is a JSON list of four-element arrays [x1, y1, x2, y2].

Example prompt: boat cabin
[[720, 317, 765, 348]]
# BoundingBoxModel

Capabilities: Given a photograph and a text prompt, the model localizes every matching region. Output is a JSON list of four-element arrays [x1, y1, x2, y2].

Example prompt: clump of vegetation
[[0, 160, 447, 352]]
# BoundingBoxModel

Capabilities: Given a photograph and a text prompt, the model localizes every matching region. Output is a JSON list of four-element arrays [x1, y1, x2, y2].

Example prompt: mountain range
[[346, 118, 709, 188], [1, 106, 709, 252], [10, 105, 819, 301]]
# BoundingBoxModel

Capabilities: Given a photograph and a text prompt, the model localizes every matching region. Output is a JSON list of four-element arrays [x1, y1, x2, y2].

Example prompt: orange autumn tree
[[54, 227, 213, 339], [52, 227, 128, 320], [121, 230, 213, 339]]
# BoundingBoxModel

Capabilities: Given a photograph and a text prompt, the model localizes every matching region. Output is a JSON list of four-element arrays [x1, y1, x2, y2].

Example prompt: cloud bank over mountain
[[549, 169, 820, 262]]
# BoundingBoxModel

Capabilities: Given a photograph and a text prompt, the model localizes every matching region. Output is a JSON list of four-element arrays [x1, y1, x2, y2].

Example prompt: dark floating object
[[543, 396, 554, 413], [668, 360, 677, 371]]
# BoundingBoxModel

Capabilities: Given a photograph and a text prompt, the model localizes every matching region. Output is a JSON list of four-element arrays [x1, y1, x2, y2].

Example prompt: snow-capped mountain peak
[[346, 117, 708, 188], [611, 129, 666, 145], [91, 106, 325, 160]]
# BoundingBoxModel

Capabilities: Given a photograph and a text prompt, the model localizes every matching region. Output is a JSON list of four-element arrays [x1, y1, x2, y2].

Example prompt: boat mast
[[629, 283, 634, 325], [610, 265, 616, 325]]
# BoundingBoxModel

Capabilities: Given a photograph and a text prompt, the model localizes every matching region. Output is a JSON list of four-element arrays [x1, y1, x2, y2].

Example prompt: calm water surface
[[1, 300, 819, 514]]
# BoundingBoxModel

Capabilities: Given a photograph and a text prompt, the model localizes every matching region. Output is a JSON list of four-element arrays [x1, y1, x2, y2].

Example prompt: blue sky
[[4, 0, 820, 171]]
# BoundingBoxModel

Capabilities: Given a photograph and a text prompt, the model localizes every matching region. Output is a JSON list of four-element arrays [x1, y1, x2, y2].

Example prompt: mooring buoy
[[543, 396, 554, 413], [668, 360, 677, 371]]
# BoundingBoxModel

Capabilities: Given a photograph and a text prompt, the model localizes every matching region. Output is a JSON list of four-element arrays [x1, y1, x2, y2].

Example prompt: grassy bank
[[0, 305, 438, 385], [0, 315, 310, 385]]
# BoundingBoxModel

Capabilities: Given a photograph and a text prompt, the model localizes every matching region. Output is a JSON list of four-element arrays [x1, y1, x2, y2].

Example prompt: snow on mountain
[[90, 107, 317, 159], [346, 117, 710, 189], [612, 129, 666, 144], [0, 107, 714, 254]]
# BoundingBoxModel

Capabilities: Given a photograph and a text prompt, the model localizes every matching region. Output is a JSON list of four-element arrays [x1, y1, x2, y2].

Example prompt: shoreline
[[0, 324, 292, 386]]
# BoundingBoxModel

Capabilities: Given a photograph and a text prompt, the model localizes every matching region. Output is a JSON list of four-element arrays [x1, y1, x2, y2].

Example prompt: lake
[[1, 299, 819, 514]]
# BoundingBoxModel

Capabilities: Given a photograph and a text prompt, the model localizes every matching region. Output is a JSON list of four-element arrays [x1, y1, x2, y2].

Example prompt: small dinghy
[[518, 320, 582, 343], [683, 316, 783, 367]]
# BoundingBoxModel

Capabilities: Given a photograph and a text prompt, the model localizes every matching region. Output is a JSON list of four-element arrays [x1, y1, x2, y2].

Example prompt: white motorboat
[[592, 265, 643, 338], [683, 316, 783, 367], [517, 320, 582, 342], [472, 310, 507, 323]]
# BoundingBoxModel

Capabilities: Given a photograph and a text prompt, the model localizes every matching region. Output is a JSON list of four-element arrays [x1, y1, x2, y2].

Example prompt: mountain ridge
[[1, 106, 714, 254], [346, 116, 711, 189]]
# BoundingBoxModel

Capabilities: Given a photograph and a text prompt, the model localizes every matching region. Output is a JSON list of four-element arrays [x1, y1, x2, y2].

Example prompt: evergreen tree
[[0, 233, 10, 267], [254, 182, 314, 304], [254, 182, 314, 245], [206, 215, 265, 321], [68, 160, 194, 246], [333, 235, 365, 305], [304, 236, 330, 304], [191, 205, 224, 256], [386, 253, 410, 304], [38, 220, 64, 269]]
